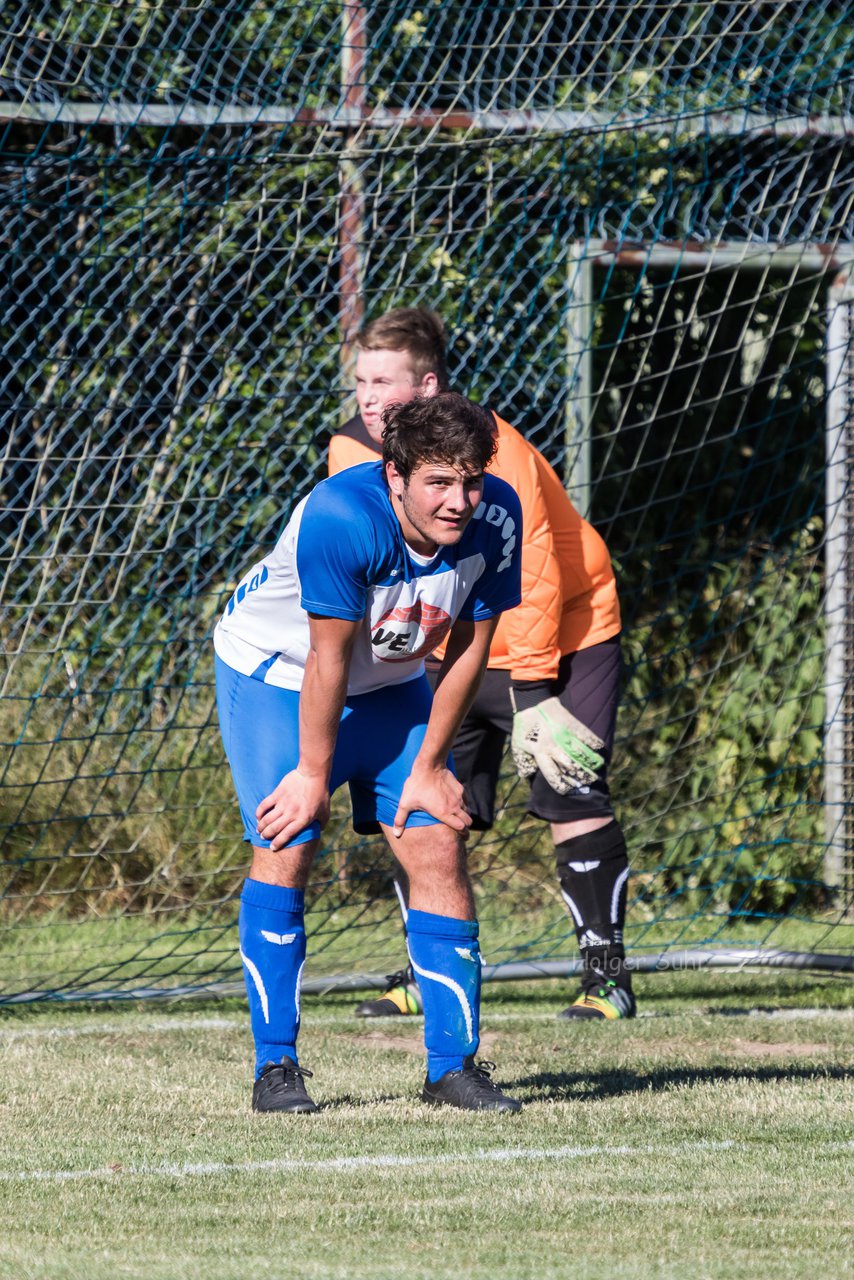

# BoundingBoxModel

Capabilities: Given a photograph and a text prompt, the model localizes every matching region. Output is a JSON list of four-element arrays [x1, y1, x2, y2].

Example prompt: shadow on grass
[[513, 1063, 854, 1102], [315, 1092, 406, 1110], [702, 1002, 854, 1016]]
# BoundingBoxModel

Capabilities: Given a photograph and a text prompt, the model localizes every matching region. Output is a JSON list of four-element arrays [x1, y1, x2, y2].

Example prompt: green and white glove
[[510, 691, 605, 794]]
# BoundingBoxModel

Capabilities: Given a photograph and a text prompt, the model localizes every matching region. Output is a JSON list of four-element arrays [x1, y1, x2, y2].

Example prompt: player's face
[[355, 348, 437, 445], [386, 459, 484, 556]]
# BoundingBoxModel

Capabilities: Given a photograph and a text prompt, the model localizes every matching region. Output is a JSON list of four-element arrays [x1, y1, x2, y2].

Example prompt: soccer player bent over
[[214, 393, 523, 1113]]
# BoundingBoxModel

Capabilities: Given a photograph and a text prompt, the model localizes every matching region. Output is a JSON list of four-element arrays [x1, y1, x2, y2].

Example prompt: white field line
[[0, 1006, 852, 1041], [0, 1139, 737, 1184], [0, 1015, 245, 1040]]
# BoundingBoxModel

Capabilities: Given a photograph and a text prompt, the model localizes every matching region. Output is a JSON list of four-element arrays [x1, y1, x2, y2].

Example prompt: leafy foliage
[[0, 3, 850, 997]]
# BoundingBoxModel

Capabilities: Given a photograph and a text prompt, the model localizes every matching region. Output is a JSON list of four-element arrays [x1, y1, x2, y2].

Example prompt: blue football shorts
[[214, 654, 445, 848]]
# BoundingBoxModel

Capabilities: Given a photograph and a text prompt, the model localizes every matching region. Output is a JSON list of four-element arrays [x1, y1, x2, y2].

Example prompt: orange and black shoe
[[558, 979, 636, 1021], [355, 968, 423, 1018]]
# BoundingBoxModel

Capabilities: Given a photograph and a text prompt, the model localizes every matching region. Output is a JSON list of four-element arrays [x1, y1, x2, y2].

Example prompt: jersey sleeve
[[295, 480, 375, 620], [457, 477, 523, 621]]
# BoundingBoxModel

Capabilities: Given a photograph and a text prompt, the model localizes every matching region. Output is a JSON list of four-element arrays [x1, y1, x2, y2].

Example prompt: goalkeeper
[[330, 306, 635, 1021]]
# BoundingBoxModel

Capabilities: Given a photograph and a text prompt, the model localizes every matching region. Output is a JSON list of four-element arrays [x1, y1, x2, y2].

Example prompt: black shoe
[[558, 980, 636, 1021], [422, 1057, 522, 1113], [355, 968, 423, 1018], [252, 1057, 318, 1113]]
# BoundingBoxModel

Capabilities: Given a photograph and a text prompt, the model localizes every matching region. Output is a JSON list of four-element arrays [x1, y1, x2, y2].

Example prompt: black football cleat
[[422, 1057, 522, 1113], [252, 1057, 318, 1114]]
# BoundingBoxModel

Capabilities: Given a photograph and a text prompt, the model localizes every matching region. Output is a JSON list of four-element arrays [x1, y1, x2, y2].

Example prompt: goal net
[[1, 2, 853, 1002]]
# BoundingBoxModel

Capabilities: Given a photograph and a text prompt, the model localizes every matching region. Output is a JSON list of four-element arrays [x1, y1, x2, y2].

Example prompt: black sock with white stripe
[[554, 820, 632, 992]]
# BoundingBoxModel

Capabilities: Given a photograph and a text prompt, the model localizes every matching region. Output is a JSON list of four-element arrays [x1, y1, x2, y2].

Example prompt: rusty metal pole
[[339, 2, 367, 421]]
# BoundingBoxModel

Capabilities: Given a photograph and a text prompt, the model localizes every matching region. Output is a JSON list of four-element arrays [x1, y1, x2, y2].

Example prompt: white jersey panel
[[213, 496, 312, 687]]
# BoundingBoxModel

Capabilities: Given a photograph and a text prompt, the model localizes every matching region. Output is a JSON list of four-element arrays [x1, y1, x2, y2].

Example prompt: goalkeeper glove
[[510, 690, 605, 795]]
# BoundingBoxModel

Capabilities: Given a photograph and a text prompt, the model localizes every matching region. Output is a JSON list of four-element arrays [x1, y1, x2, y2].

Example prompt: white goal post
[[566, 240, 854, 908]]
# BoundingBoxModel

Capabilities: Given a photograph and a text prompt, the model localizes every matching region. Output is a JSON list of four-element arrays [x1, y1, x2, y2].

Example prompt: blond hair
[[356, 306, 450, 388]]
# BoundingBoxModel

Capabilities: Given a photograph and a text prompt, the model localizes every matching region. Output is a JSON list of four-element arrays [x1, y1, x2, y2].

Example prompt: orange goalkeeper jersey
[[328, 412, 620, 681]]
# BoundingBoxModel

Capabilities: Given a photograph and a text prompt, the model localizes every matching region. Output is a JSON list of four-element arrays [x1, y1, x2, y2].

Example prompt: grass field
[[1, 970, 852, 1280]]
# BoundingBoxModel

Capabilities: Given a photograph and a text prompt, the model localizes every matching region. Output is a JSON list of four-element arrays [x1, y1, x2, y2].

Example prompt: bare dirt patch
[[728, 1037, 832, 1058], [343, 1029, 501, 1056]]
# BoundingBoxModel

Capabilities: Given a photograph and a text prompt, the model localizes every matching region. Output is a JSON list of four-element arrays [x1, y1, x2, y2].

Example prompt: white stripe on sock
[[611, 866, 630, 924], [295, 958, 306, 1026], [239, 949, 269, 1024], [408, 951, 474, 1044], [560, 889, 583, 928]]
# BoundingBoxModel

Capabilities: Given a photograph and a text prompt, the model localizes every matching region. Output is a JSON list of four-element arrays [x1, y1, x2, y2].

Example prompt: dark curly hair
[[381, 392, 497, 482]]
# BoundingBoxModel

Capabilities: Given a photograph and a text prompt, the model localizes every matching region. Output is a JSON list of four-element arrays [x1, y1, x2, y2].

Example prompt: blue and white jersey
[[213, 462, 522, 695]]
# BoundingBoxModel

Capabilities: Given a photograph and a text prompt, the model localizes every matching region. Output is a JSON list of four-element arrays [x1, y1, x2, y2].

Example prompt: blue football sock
[[406, 908, 481, 1082], [239, 878, 307, 1078]]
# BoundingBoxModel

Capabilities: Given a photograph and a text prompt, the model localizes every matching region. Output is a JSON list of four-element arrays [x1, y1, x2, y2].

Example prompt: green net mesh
[[1, 2, 853, 1002]]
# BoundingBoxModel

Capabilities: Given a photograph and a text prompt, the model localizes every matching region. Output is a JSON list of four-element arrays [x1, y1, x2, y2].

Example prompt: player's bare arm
[[256, 615, 360, 850], [392, 615, 500, 837]]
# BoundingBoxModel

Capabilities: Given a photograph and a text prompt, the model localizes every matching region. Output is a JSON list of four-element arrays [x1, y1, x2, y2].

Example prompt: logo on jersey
[[371, 600, 452, 663], [471, 500, 516, 571]]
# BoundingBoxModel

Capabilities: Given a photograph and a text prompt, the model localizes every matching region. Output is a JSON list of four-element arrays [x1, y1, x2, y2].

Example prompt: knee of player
[[554, 818, 627, 878], [406, 823, 467, 875]]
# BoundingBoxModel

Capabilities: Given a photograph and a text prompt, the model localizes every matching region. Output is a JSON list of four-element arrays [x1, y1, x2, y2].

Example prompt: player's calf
[[555, 819, 635, 1019], [382, 824, 507, 1099], [406, 908, 482, 1078]]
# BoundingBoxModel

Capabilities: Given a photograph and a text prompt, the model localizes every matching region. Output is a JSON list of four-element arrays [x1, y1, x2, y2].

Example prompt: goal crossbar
[[2, 100, 853, 138]]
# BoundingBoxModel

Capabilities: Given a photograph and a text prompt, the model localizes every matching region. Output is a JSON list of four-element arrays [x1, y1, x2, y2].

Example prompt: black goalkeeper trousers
[[426, 634, 621, 830]]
